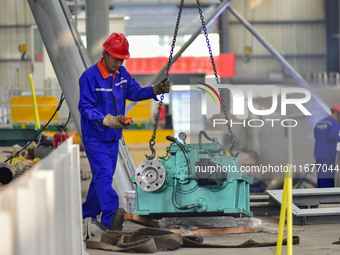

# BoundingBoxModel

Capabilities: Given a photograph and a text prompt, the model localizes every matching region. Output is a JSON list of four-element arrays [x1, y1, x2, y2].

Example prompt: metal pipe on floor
[[0, 162, 15, 185], [0, 161, 36, 185]]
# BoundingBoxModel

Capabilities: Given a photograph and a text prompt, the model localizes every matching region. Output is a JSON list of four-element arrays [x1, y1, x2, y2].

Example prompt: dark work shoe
[[110, 208, 126, 230]]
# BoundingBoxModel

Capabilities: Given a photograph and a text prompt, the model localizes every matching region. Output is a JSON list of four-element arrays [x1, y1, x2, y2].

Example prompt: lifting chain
[[219, 88, 237, 157], [196, 0, 237, 157], [147, 0, 236, 159], [146, 0, 185, 160], [196, 0, 219, 84]]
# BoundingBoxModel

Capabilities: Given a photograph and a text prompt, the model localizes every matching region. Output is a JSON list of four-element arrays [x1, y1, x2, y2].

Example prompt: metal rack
[[267, 188, 340, 225]]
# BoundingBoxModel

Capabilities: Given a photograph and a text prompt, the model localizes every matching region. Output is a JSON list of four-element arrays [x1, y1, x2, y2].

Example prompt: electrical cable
[[55, 110, 71, 147], [4, 93, 65, 163]]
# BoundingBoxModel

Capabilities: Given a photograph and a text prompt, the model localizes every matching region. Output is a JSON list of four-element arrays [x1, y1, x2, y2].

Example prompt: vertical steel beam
[[326, 0, 340, 73], [219, 6, 230, 54], [219, 4, 230, 85], [86, 0, 109, 65]]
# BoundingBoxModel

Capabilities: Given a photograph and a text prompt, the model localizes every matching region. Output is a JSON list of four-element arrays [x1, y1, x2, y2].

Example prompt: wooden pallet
[[124, 213, 160, 228]]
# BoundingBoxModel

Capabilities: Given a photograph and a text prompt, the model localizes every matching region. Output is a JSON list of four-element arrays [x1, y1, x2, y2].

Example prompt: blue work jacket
[[79, 58, 157, 143], [314, 115, 340, 161]]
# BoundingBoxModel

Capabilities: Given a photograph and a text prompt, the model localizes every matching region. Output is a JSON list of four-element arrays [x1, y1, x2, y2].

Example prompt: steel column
[[326, 0, 340, 73], [86, 0, 109, 65]]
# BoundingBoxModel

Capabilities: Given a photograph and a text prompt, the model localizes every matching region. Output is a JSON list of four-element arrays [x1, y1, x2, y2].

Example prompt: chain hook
[[145, 93, 164, 160], [145, 139, 156, 160]]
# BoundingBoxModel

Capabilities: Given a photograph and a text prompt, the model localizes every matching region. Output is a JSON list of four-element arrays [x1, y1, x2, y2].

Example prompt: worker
[[78, 33, 170, 230], [314, 104, 340, 188]]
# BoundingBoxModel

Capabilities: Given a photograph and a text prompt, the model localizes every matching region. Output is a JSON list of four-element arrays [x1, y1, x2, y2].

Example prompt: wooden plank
[[124, 214, 255, 235], [170, 227, 255, 236], [124, 213, 159, 228]]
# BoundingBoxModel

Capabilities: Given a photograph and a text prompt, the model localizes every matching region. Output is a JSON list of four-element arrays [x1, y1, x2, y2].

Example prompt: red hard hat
[[331, 104, 340, 113], [103, 33, 130, 59]]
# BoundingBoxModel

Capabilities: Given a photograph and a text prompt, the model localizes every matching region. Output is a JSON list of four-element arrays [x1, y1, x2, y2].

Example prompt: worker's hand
[[103, 114, 126, 129], [153, 77, 170, 95]]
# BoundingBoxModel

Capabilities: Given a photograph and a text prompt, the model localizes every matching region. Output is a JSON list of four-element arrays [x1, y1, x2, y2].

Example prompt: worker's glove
[[153, 77, 170, 95], [103, 114, 126, 129]]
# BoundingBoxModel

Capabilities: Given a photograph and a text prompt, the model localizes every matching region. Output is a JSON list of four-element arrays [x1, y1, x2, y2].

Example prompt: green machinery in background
[[132, 131, 253, 217]]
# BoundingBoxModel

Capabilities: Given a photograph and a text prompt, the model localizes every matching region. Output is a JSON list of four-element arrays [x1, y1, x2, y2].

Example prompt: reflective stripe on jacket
[[79, 58, 157, 142]]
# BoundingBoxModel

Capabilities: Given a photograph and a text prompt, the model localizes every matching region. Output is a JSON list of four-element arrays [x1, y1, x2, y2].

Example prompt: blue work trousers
[[316, 158, 335, 188], [82, 140, 119, 229]]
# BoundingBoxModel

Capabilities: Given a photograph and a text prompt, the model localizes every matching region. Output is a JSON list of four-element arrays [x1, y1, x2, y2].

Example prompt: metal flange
[[135, 160, 166, 192]]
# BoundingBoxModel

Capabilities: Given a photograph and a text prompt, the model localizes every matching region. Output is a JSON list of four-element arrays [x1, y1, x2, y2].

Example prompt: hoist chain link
[[196, 0, 219, 84], [219, 88, 237, 158], [146, 0, 184, 160], [196, 0, 236, 157], [150, 94, 164, 144], [165, 0, 185, 78]]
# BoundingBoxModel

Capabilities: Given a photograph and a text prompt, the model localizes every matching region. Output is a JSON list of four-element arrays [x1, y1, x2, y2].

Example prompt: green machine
[[132, 131, 253, 217]]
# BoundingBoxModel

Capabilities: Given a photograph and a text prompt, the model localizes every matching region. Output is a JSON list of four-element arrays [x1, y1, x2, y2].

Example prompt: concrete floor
[[84, 217, 340, 255], [79, 148, 340, 255], [1, 145, 339, 255]]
